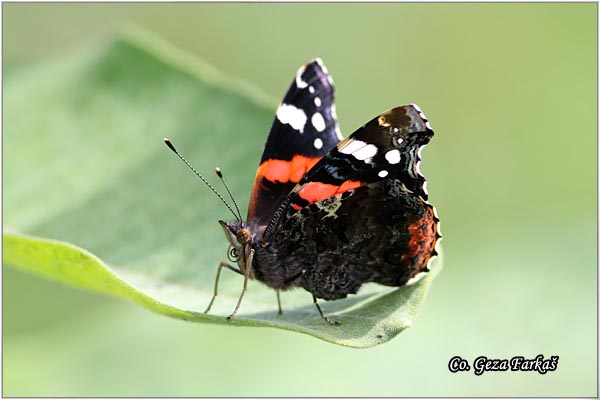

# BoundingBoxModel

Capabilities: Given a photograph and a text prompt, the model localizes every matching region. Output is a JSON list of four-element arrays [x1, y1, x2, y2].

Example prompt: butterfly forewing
[[274, 105, 434, 219], [247, 58, 342, 226]]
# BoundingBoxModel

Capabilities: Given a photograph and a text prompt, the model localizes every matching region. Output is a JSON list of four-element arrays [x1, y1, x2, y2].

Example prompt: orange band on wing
[[297, 180, 363, 205], [402, 208, 439, 268], [258, 155, 321, 184]]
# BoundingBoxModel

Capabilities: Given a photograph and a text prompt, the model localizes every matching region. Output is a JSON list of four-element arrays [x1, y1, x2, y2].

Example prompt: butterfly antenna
[[164, 138, 240, 222], [215, 167, 243, 222]]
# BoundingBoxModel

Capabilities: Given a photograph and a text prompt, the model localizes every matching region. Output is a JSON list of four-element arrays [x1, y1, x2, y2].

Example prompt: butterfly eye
[[228, 246, 240, 262]]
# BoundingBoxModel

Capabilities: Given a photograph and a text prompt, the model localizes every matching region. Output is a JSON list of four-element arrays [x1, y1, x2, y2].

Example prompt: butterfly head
[[219, 220, 253, 274]]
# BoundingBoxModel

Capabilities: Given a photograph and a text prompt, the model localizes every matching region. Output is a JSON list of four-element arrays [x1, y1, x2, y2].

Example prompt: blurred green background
[[3, 3, 597, 396]]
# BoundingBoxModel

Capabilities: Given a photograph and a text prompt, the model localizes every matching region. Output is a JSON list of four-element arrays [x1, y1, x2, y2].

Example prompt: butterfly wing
[[254, 105, 439, 299], [276, 104, 434, 221], [247, 58, 343, 227], [258, 179, 440, 299]]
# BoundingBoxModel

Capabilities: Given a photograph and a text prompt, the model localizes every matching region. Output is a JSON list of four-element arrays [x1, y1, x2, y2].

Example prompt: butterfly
[[165, 58, 440, 324]]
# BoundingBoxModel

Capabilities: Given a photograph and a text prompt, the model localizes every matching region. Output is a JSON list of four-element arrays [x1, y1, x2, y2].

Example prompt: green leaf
[[3, 26, 442, 348]]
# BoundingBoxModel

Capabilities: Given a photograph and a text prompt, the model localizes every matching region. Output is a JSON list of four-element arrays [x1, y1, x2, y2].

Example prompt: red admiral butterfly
[[165, 58, 440, 325]]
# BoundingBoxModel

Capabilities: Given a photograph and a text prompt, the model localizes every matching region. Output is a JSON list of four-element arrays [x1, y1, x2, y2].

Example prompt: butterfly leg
[[312, 295, 340, 325], [276, 290, 283, 315], [275, 268, 306, 316], [227, 248, 255, 320], [205, 261, 242, 314]]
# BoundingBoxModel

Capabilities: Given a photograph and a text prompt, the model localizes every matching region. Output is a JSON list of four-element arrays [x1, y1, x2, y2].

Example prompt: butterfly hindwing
[[247, 58, 342, 226], [256, 179, 440, 300]]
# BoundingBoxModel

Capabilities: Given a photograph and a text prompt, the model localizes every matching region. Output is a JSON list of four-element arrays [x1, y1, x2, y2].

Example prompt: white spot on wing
[[314, 97, 322, 107], [339, 140, 378, 161], [311, 112, 326, 132], [295, 66, 308, 89], [277, 103, 307, 133], [340, 140, 366, 155], [378, 170, 389, 178], [385, 149, 401, 164], [313, 138, 323, 149], [309, 86, 315, 94]]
